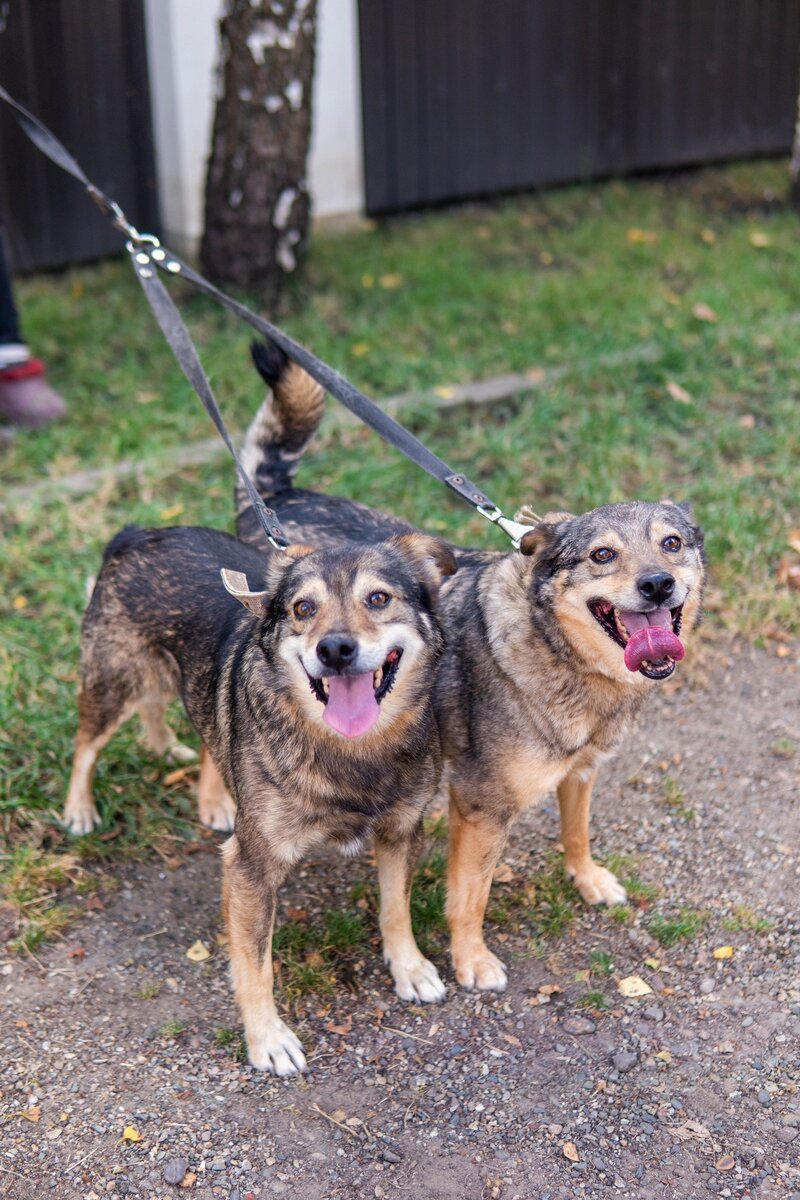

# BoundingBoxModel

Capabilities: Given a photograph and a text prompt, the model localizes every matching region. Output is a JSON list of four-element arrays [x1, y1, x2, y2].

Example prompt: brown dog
[[63, 522, 456, 1073], [236, 342, 706, 992]]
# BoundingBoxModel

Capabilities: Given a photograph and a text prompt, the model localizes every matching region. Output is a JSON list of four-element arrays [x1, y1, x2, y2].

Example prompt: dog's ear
[[388, 532, 458, 602], [660, 497, 694, 520], [518, 511, 574, 559], [221, 545, 315, 616]]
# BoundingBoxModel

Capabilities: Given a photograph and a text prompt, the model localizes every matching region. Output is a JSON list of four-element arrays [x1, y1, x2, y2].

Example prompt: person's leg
[[0, 230, 66, 427]]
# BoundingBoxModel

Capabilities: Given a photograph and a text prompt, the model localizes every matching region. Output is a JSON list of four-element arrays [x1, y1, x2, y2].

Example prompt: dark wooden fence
[[358, 0, 800, 214], [0, 0, 158, 271]]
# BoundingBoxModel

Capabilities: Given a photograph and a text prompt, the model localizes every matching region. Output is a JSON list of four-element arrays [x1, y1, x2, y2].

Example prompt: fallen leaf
[[122, 1125, 143, 1142], [286, 907, 308, 921], [562, 1140, 580, 1162], [539, 251, 554, 266], [525, 367, 546, 383], [12, 595, 28, 610], [574, 969, 590, 983], [159, 504, 184, 521], [361, 274, 374, 288], [351, 342, 370, 357], [501, 1033, 522, 1047], [664, 289, 681, 305], [749, 230, 770, 248], [433, 385, 456, 399], [617, 975, 653, 998], [692, 302, 718, 323], [673, 1119, 711, 1142], [22, 1106, 41, 1123], [185, 940, 210, 963], [627, 228, 657, 244], [326, 1014, 353, 1036], [163, 766, 193, 786], [715, 1040, 736, 1054], [492, 862, 514, 883], [85, 894, 105, 912], [67, 946, 86, 960], [655, 1049, 672, 1064], [737, 414, 755, 429], [214, 932, 229, 946], [331, 1109, 347, 1122], [378, 272, 403, 289], [713, 945, 734, 960], [715, 1153, 735, 1172], [787, 529, 800, 554], [179, 1171, 197, 1188], [539, 983, 562, 996], [701, 228, 717, 245], [666, 380, 692, 405], [644, 957, 660, 970]]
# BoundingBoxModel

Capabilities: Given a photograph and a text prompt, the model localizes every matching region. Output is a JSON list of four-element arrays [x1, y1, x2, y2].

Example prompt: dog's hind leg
[[138, 694, 197, 764], [557, 768, 627, 907], [222, 835, 306, 1076], [446, 795, 511, 992], [375, 818, 446, 1005], [197, 746, 236, 832], [63, 685, 136, 836]]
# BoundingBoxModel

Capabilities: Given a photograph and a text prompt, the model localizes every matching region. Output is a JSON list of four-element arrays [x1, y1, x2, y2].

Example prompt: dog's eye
[[366, 591, 391, 608], [662, 535, 682, 553], [590, 547, 617, 564], [293, 598, 317, 619]]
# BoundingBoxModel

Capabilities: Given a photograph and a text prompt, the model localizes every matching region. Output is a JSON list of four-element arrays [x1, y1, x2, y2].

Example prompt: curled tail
[[236, 340, 325, 514]]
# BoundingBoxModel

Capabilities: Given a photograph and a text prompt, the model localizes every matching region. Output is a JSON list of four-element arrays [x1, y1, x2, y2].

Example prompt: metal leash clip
[[477, 504, 538, 550]]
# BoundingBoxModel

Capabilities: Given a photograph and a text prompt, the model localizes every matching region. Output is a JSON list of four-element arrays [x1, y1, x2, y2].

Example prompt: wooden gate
[[0, 0, 158, 271], [358, 0, 800, 214]]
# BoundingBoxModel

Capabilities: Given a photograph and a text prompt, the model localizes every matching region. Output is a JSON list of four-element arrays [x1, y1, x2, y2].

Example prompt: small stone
[[758, 1091, 771, 1107], [700, 979, 715, 995], [611, 1050, 638, 1073], [562, 1016, 596, 1035], [163, 1158, 188, 1186], [643, 1006, 665, 1022], [777, 1128, 798, 1144], [382, 1149, 401, 1164]]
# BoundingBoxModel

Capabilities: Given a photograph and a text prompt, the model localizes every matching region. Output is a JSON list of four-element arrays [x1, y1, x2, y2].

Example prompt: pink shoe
[[0, 358, 66, 428]]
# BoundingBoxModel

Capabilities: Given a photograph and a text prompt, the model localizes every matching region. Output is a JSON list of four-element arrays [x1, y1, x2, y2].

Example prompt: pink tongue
[[620, 608, 685, 673], [323, 672, 380, 738]]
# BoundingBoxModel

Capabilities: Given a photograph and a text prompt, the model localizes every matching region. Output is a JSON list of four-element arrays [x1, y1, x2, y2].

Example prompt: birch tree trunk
[[201, 0, 317, 303], [791, 85, 800, 205]]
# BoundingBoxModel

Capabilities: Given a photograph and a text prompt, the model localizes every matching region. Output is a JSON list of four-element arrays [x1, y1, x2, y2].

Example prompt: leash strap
[[0, 83, 535, 547]]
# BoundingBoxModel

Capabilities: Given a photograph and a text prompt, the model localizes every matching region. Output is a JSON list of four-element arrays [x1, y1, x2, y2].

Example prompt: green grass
[[272, 908, 368, 999], [720, 905, 774, 934], [1, 159, 799, 935], [648, 907, 708, 947], [213, 1026, 247, 1062], [578, 990, 610, 1011]]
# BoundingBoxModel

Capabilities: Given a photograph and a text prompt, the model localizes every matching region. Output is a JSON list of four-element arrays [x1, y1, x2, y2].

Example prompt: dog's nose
[[637, 571, 675, 606], [317, 634, 358, 670]]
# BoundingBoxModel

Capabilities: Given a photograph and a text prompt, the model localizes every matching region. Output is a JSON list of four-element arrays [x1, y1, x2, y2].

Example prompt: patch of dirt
[[1, 644, 798, 1200]]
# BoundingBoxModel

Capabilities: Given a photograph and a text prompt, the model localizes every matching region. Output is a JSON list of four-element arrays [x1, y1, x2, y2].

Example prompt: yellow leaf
[[539, 982, 562, 996], [159, 504, 184, 521], [713, 945, 734, 960], [644, 957, 660, 970], [701, 228, 716, 245], [525, 367, 546, 384], [492, 862, 514, 883], [666, 380, 692, 405], [539, 251, 554, 266], [617, 974, 653, 998], [664, 289, 681, 306], [12, 595, 28, 610], [179, 1171, 197, 1188], [627, 228, 657, 244], [186, 940, 211, 963], [361, 273, 374, 288], [562, 1141, 580, 1162], [351, 342, 370, 357], [122, 1125, 143, 1142], [378, 272, 403, 289], [22, 1106, 41, 1123], [433, 385, 456, 400], [748, 230, 770, 249], [655, 1049, 672, 1063]]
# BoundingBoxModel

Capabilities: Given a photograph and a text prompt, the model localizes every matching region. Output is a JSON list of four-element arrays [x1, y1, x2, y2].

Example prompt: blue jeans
[[0, 233, 23, 346]]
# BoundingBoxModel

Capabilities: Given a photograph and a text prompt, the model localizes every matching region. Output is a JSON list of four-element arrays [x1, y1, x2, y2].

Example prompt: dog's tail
[[236, 340, 325, 514]]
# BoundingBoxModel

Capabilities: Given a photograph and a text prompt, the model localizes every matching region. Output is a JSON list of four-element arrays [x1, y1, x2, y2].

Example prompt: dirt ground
[[1, 642, 798, 1200]]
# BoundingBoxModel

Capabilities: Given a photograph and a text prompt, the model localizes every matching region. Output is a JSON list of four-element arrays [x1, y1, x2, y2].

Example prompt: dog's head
[[517, 500, 705, 683], [223, 533, 456, 740]]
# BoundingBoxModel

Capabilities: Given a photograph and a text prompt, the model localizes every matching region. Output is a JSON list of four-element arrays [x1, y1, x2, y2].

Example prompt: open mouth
[[306, 649, 403, 738], [589, 602, 685, 680]]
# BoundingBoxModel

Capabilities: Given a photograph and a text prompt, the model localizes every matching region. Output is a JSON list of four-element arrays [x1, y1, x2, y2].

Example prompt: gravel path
[[1, 643, 798, 1200]]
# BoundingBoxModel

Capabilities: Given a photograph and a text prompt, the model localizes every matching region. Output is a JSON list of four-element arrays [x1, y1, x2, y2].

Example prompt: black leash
[[0, 83, 535, 548]]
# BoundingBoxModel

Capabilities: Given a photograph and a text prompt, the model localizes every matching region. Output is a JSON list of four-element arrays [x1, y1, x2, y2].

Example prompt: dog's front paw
[[390, 956, 446, 1004], [247, 1019, 307, 1076], [569, 862, 627, 907], [453, 946, 507, 993], [62, 801, 101, 836], [199, 789, 237, 833]]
